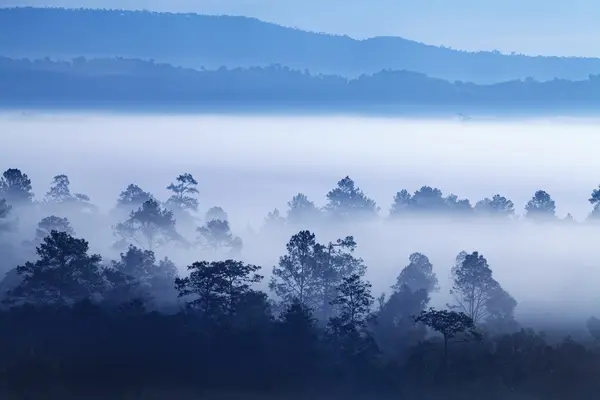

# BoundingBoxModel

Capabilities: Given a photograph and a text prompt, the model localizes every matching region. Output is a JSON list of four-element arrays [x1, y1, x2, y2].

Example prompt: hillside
[[2, 56, 600, 113], [3, 7, 600, 83]]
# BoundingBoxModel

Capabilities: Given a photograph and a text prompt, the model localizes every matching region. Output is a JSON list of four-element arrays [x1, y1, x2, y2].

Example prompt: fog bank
[[2, 112, 600, 329]]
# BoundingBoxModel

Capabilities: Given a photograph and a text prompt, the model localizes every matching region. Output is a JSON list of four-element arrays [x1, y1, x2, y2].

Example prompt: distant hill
[[2, 56, 600, 114], [3, 7, 600, 83]]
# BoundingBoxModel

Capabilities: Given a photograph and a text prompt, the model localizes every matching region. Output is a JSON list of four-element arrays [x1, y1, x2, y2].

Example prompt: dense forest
[[2, 167, 600, 399], [3, 7, 600, 83], [3, 57, 600, 111]]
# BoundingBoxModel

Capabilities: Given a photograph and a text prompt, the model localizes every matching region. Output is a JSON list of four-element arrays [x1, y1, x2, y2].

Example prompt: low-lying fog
[[2, 112, 600, 330]]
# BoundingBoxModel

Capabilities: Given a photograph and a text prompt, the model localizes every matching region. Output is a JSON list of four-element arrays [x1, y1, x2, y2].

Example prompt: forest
[[2, 57, 600, 110], [2, 167, 600, 399]]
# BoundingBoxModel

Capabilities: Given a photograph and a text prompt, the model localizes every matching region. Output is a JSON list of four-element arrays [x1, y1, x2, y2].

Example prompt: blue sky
[[2, 0, 598, 57]]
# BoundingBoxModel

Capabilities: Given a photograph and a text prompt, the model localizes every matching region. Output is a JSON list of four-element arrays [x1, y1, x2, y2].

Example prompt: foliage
[[0, 168, 33, 206], [525, 190, 556, 221], [7, 231, 104, 306], [325, 176, 379, 221], [175, 259, 263, 321], [113, 199, 183, 251], [166, 173, 199, 213], [449, 251, 513, 324], [196, 219, 243, 257], [115, 183, 153, 210]]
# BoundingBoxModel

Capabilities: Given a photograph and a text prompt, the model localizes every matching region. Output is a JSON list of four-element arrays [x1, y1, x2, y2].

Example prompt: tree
[[101, 265, 147, 307], [449, 251, 508, 324], [205, 206, 228, 222], [393, 252, 438, 294], [44, 174, 95, 212], [410, 186, 447, 214], [474, 194, 515, 217], [326, 274, 377, 362], [329, 273, 373, 329], [0, 198, 12, 232], [286, 193, 321, 225], [525, 190, 556, 221], [0, 168, 33, 206], [373, 286, 430, 359], [263, 208, 286, 231], [110, 245, 179, 305], [8, 231, 104, 306], [588, 185, 600, 220], [166, 173, 199, 212], [444, 194, 473, 216], [114, 199, 184, 251], [196, 219, 243, 257], [34, 216, 75, 243], [270, 230, 324, 311], [115, 184, 153, 210], [175, 259, 263, 321], [389, 189, 412, 217], [325, 176, 379, 220], [414, 308, 477, 370], [319, 236, 367, 321], [485, 286, 519, 333]]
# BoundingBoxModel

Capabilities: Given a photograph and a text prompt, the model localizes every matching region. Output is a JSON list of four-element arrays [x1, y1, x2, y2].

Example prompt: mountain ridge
[[2, 56, 600, 115], [3, 7, 600, 83]]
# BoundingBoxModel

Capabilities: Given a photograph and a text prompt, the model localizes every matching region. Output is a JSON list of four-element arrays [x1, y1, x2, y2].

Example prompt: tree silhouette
[[110, 245, 178, 305], [525, 190, 556, 221], [449, 251, 504, 323], [319, 236, 366, 321], [444, 194, 473, 216], [414, 307, 477, 370], [166, 173, 199, 212], [389, 189, 413, 217], [264, 208, 285, 226], [474, 194, 515, 217], [374, 285, 429, 358], [485, 286, 518, 333], [270, 230, 324, 311], [327, 273, 377, 363], [44, 174, 95, 212], [205, 206, 228, 222], [410, 186, 446, 213], [8, 231, 104, 306], [329, 273, 374, 330], [102, 265, 147, 307], [175, 259, 263, 321], [325, 176, 379, 221], [113, 199, 183, 251], [393, 252, 439, 294], [286, 193, 321, 225], [0, 198, 12, 232], [0, 168, 33, 206], [115, 183, 153, 210], [196, 219, 242, 257], [34, 216, 75, 242]]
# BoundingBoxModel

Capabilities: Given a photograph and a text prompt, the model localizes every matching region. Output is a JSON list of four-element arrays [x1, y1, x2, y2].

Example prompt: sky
[[1, 0, 598, 57]]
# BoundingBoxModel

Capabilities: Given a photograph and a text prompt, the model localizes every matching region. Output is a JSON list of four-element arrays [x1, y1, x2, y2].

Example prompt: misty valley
[[1, 114, 600, 399], [4, 5, 600, 400]]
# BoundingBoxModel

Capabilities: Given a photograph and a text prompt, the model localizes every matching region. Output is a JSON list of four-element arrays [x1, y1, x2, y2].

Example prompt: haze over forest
[[2, 6, 600, 400]]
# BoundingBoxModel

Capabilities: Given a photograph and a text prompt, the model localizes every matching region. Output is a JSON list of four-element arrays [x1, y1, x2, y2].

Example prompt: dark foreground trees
[[3, 166, 600, 398], [0, 229, 598, 399]]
